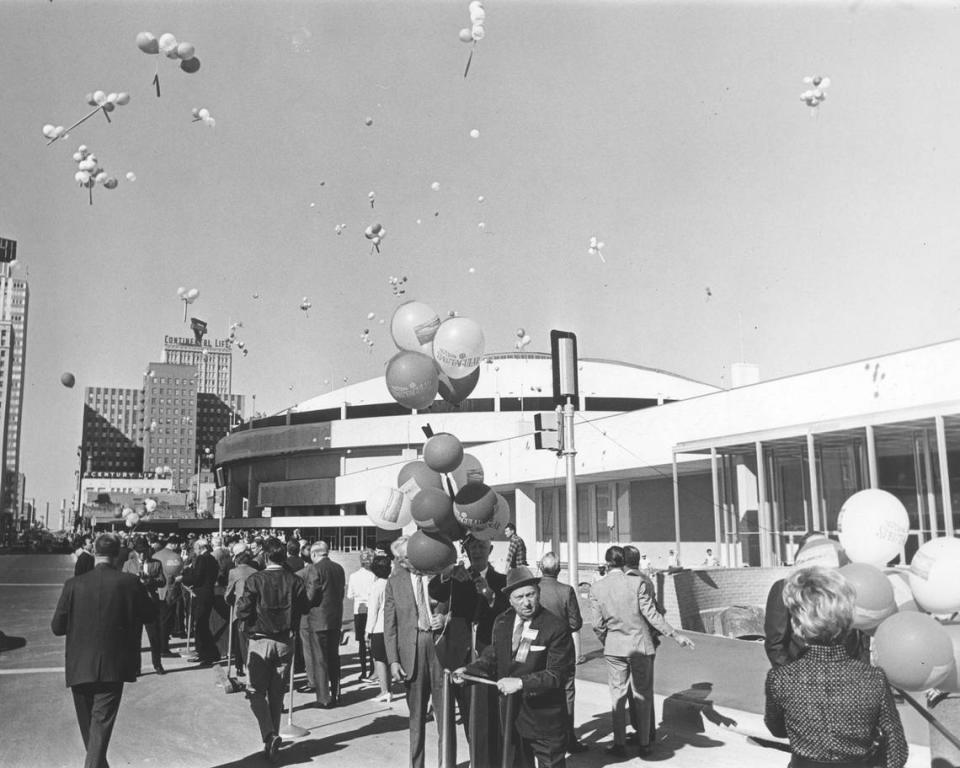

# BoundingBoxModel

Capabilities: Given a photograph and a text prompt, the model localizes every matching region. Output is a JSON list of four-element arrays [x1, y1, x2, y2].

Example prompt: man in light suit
[[52, 533, 155, 768], [301, 541, 345, 707], [453, 566, 574, 768], [537, 552, 585, 753], [589, 546, 694, 758], [384, 550, 447, 768]]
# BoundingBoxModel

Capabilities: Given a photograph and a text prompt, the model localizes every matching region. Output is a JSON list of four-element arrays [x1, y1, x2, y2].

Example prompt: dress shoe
[[603, 744, 627, 757], [186, 657, 213, 666], [298, 685, 316, 694], [161, 651, 179, 658], [264, 733, 282, 763], [153, 665, 166, 675]]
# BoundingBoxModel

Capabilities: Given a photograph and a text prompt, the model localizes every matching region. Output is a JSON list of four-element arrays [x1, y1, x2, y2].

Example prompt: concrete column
[[923, 429, 940, 538], [514, 483, 537, 569], [756, 442, 770, 568], [807, 432, 820, 532], [935, 416, 955, 537], [710, 448, 721, 558], [865, 424, 878, 488]]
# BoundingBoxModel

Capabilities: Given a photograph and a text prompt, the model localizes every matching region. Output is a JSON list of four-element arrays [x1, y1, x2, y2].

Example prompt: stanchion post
[[501, 692, 517, 768], [279, 630, 309, 739], [180, 589, 194, 658], [441, 670, 456, 768]]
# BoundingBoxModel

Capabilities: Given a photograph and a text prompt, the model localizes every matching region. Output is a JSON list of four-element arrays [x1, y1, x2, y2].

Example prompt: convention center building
[[212, 341, 960, 571]]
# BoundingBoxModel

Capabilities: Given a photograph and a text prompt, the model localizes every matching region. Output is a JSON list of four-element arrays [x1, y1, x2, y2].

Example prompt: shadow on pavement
[[0, 631, 27, 653], [206, 713, 410, 768]]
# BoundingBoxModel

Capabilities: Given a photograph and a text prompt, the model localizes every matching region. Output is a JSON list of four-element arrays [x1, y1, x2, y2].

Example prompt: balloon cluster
[[810, 489, 960, 693], [177, 286, 199, 322], [360, 327, 374, 350], [385, 300, 484, 410], [72, 145, 118, 205], [458, 1, 486, 77], [191, 107, 215, 127], [514, 327, 531, 351], [588, 236, 606, 263], [800, 75, 830, 111], [137, 32, 201, 75], [335, 223, 347, 236], [388, 276, 408, 296], [365, 431, 510, 574], [43, 91, 130, 146], [364, 222, 387, 253], [368, 191, 376, 208], [41, 124, 66, 142], [300, 297, 312, 314]]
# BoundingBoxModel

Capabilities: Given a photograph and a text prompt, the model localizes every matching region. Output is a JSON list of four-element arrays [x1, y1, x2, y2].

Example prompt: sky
[[3, 0, 960, 517]]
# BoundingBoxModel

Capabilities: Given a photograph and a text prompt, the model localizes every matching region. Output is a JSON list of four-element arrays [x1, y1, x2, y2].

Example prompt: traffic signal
[[534, 408, 564, 454]]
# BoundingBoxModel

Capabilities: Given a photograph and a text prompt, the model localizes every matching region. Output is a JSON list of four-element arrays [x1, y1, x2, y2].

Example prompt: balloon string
[[88, 185, 93, 206], [464, 45, 475, 79], [46, 105, 103, 146], [101, 107, 112, 124]]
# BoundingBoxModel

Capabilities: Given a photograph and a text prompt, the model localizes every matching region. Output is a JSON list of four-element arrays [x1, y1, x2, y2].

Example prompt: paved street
[[0, 555, 931, 768]]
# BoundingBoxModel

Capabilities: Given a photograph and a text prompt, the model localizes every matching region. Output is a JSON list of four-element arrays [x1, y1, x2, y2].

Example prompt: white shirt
[[347, 567, 376, 613], [366, 578, 387, 633]]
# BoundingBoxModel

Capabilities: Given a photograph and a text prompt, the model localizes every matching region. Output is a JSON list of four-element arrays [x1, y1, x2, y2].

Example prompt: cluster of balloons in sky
[[388, 275, 408, 296], [801, 75, 830, 111], [72, 145, 118, 205], [136, 31, 201, 75], [366, 431, 510, 574], [459, 1, 486, 77], [385, 300, 485, 411], [588, 236, 606, 263], [120, 497, 158, 529], [42, 90, 131, 147], [228, 322, 250, 358], [514, 327, 531, 351], [191, 107, 215, 128], [364, 222, 387, 253], [806, 488, 960, 694], [176, 286, 200, 322]]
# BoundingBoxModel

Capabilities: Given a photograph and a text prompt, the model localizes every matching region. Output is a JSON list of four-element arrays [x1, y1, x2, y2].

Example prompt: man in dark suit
[[181, 538, 221, 665], [430, 536, 508, 766], [51, 533, 155, 768], [384, 551, 447, 768], [122, 537, 168, 675], [74, 536, 94, 576], [454, 566, 574, 768], [537, 552, 585, 753], [301, 541, 345, 707]]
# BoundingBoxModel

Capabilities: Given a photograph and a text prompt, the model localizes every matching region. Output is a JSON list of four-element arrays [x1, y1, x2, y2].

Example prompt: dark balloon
[[60, 372, 76, 388], [180, 57, 201, 74], [436, 366, 480, 405]]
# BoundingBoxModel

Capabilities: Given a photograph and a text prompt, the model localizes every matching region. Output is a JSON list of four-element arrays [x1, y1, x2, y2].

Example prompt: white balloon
[[186, 288, 199, 300], [470, 128, 480, 139], [837, 489, 909, 567], [75, 171, 90, 184], [42, 124, 56, 138], [431, 181, 440, 191], [158, 33, 178, 53], [471, 24, 485, 41], [198, 108, 210, 119], [93, 90, 107, 106], [126, 172, 137, 182]]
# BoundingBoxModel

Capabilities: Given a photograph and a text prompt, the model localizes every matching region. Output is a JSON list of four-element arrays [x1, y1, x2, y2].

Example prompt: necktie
[[512, 620, 525, 653], [415, 576, 431, 630]]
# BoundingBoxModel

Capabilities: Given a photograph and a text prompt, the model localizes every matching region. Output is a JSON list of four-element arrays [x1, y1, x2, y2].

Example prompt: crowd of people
[[52, 527, 910, 768]]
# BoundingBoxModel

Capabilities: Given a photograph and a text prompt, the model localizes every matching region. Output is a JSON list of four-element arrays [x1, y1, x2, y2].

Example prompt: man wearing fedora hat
[[453, 565, 573, 768]]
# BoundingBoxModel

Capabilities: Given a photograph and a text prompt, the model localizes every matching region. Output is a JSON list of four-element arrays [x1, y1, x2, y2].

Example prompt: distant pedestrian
[[300, 541, 345, 706], [702, 549, 719, 567], [504, 523, 528, 569], [74, 536, 94, 576], [236, 537, 312, 762], [52, 533, 155, 768], [154, 535, 183, 645], [181, 538, 221, 665], [638, 554, 651, 572], [364, 554, 394, 702], [666, 550, 680, 569], [347, 548, 377, 681], [285, 539, 305, 574], [122, 538, 168, 675]]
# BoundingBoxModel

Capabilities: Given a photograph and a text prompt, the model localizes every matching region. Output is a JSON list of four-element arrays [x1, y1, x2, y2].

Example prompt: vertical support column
[[755, 441, 770, 568], [562, 399, 579, 589], [935, 416, 955, 537], [672, 452, 682, 562], [807, 431, 821, 533], [865, 425, 878, 489], [923, 430, 939, 539], [710, 448, 721, 561], [913, 437, 926, 545], [514, 485, 537, 569]]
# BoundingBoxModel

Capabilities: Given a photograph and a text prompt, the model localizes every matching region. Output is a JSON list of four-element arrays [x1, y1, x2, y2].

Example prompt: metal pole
[[710, 449, 721, 561], [923, 430, 939, 538], [935, 415, 955, 537], [440, 670, 456, 768], [562, 397, 578, 589], [672, 453, 682, 561], [755, 441, 769, 567], [501, 693, 517, 768], [806, 432, 821, 532], [865, 425, 878, 489], [279, 630, 309, 738]]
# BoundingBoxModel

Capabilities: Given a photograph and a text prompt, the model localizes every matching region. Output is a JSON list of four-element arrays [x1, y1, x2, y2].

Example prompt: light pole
[[195, 447, 211, 518]]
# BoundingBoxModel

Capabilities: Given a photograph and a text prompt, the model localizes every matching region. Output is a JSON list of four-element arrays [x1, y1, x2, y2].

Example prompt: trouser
[[142, 601, 163, 668], [193, 593, 218, 661], [604, 653, 656, 747], [407, 629, 446, 768], [563, 665, 577, 746], [232, 619, 248, 673], [315, 628, 341, 704], [354, 612, 369, 677], [300, 626, 320, 690], [246, 637, 291, 742], [517, 732, 566, 768], [71, 681, 124, 768], [157, 598, 174, 651]]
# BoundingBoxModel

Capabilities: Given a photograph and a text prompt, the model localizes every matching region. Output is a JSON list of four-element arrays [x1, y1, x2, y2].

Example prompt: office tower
[[0, 238, 27, 517], [80, 387, 144, 474], [162, 332, 232, 396], [140, 363, 197, 492]]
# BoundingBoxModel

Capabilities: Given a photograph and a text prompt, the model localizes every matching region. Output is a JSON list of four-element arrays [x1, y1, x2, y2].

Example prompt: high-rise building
[[197, 392, 245, 457], [0, 321, 12, 539], [140, 363, 198, 492], [162, 333, 232, 397], [0, 240, 28, 518], [80, 387, 143, 474]]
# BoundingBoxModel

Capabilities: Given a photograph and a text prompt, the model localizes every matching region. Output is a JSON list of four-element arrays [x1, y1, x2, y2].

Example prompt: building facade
[[162, 335, 233, 397], [0, 256, 28, 519], [140, 363, 198, 492], [80, 387, 144, 475]]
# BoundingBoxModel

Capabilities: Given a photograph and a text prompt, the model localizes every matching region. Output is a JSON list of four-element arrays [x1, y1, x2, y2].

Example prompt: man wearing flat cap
[[453, 566, 573, 768]]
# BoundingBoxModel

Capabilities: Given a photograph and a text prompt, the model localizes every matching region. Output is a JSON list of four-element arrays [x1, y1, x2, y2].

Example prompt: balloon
[[454, 482, 497, 531], [75, 171, 90, 184], [793, 537, 848, 569], [411, 487, 454, 532], [115, 92, 130, 106], [126, 172, 136, 182], [471, 25, 485, 41], [431, 181, 441, 191], [473, 493, 510, 541], [838, 563, 896, 631], [433, 317, 485, 379], [60, 372, 75, 388], [180, 57, 201, 74], [837, 489, 908, 567], [908, 536, 960, 614], [450, 453, 484, 490], [144, 498, 158, 514], [186, 288, 199, 300], [873, 612, 955, 691], [176, 42, 195, 59], [385, 351, 438, 410], [884, 568, 918, 613], [390, 301, 440, 354], [93, 91, 107, 106], [365, 117, 373, 126], [198, 108, 210, 120], [437, 366, 479, 406], [136, 32, 159, 54], [936, 623, 960, 693], [423, 433, 463, 474], [397, 461, 444, 504], [104, 178, 118, 190], [178, 286, 187, 299], [365, 486, 412, 531], [459, 28, 473, 43], [42, 124, 56, 139], [158, 33, 178, 53], [406, 530, 457, 575]]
